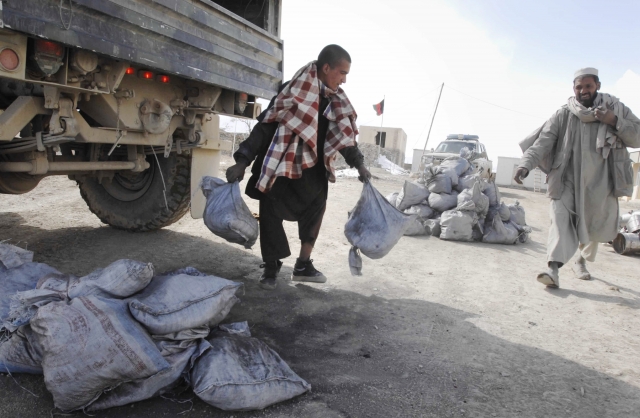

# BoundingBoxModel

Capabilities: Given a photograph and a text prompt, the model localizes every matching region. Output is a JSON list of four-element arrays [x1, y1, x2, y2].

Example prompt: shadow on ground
[[1, 214, 639, 418]]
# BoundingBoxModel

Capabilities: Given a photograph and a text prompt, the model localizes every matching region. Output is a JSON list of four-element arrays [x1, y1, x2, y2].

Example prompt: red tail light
[[0, 48, 19, 71], [125, 67, 135, 75], [138, 70, 154, 80], [157, 75, 170, 83], [35, 40, 64, 57]]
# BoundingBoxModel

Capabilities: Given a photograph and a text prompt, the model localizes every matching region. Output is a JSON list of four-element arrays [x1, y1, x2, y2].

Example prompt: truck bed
[[2, 0, 283, 99]]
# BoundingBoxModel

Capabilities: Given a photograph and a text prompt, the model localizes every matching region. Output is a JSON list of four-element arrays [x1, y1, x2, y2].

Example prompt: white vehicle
[[421, 134, 493, 178]]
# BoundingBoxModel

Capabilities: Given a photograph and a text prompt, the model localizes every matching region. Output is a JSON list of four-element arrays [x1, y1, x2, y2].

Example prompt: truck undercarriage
[[0, 0, 283, 230]]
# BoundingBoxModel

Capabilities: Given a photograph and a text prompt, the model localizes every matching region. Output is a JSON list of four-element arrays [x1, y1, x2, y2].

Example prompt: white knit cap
[[574, 67, 599, 79]]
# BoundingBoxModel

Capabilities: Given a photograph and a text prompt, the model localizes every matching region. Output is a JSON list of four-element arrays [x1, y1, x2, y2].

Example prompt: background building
[[496, 152, 640, 199], [495, 156, 548, 192], [358, 126, 407, 167], [623, 150, 640, 201], [411, 148, 429, 173]]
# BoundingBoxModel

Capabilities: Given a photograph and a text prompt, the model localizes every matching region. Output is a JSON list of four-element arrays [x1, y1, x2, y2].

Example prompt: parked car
[[421, 134, 493, 178]]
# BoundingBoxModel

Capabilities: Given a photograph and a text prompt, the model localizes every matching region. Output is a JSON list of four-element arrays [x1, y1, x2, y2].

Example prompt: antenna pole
[[422, 83, 444, 155]]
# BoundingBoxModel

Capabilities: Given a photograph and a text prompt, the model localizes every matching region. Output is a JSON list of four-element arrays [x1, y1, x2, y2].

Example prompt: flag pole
[[377, 95, 385, 163], [422, 83, 444, 156]]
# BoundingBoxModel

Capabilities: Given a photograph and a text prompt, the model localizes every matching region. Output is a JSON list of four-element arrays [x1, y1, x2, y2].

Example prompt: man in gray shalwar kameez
[[515, 68, 640, 288]]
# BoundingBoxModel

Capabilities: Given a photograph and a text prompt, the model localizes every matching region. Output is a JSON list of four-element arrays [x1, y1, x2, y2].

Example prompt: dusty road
[[1, 158, 640, 418]]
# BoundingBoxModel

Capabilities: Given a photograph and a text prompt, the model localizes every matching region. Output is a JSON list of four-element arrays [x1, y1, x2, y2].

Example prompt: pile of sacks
[[386, 152, 530, 244], [0, 244, 310, 412]]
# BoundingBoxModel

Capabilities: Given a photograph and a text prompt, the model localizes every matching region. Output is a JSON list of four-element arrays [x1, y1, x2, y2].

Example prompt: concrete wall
[[496, 156, 547, 192], [359, 125, 407, 167], [411, 148, 427, 172], [621, 151, 640, 201]]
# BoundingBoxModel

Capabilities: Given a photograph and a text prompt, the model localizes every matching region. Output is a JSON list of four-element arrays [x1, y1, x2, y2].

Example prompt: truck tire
[[77, 153, 191, 231]]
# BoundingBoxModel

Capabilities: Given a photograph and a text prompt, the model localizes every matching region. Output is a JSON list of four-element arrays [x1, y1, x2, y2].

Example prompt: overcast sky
[[279, 0, 640, 163]]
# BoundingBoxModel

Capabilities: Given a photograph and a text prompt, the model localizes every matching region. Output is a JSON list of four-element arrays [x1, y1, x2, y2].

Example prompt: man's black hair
[[317, 44, 351, 69]]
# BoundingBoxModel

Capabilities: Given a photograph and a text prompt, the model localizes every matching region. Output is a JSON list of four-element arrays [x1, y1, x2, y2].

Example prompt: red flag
[[372, 99, 384, 116]]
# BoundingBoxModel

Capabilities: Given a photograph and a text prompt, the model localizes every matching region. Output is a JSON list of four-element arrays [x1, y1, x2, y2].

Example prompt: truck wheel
[[77, 153, 191, 231]]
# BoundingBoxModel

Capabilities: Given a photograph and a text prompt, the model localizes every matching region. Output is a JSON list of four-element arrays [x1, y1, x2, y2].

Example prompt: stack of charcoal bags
[[386, 154, 531, 244], [0, 243, 310, 412]]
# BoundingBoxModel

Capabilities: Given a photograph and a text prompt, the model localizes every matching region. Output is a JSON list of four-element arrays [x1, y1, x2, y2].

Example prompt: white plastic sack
[[129, 273, 242, 335], [153, 325, 211, 356], [190, 335, 311, 411], [31, 296, 169, 412], [498, 202, 511, 222], [217, 321, 252, 338], [456, 200, 476, 212], [396, 181, 430, 211], [456, 173, 483, 192], [440, 156, 471, 176], [428, 192, 458, 213], [458, 182, 489, 217], [440, 167, 459, 187], [68, 259, 154, 299], [404, 218, 428, 236], [344, 181, 415, 260], [4, 272, 75, 332], [424, 219, 441, 237], [484, 204, 498, 225], [460, 147, 475, 161], [508, 200, 527, 225], [386, 192, 399, 208], [160, 266, 209, 277], [403, 203, 434, 220], [348, 246, 363, 276], [461, 165, 476, 177], [0, 244, 33, 270], [425, 165, 454, 194], [0, 325, 42, 374], [3, 288, 67, 333], [482, 216, 519, 245], [88, 344, 196, 411], [476, 193, 490, 217], [36, 272, 75, 293], [510, 220, 532, 243], [427, 174, 453, 194], [0, 263, 62, 325], [88, 326, 209, 411], [483, 180, 502, 206], [440, 210, 475, 242], [201, 177, 259, 249], [472, 221, 484, 241], [423, 163, 435, 181]]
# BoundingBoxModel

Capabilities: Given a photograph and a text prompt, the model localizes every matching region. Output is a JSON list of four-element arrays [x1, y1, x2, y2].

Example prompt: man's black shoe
[[259, 260, 282, 290], [291, 258, 327, 283]]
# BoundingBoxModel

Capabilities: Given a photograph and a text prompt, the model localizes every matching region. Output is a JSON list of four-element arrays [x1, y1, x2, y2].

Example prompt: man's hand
[[513, 167, 529, 185], [594, 106, 618, 127], [226, 161, 248, 183], [357, 165, 372, 183]]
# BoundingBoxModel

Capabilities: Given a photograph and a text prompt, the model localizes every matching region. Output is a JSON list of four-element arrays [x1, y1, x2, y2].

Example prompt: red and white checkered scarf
[[256, 61, 358, 193]]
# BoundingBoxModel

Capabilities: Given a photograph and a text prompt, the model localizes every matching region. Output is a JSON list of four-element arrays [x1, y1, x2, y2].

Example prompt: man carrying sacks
[[226, 44, 371, 290], [515, 68, 640, 288]]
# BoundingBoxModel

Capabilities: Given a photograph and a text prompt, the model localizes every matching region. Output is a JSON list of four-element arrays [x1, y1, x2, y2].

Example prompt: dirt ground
[[2, 155, 640, 418]]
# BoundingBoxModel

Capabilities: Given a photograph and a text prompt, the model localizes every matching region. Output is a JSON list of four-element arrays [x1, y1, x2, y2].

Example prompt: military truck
[[0, 0, 283, 230]]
